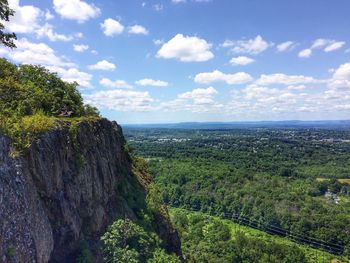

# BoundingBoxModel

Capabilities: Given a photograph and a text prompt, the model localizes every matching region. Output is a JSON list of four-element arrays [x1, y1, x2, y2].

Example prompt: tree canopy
[[0, 0, 16, 48], [0, 58, 99, 152]]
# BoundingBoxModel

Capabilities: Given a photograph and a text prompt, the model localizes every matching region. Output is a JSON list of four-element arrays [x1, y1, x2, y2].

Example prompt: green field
[[169, 208, 350, 263]]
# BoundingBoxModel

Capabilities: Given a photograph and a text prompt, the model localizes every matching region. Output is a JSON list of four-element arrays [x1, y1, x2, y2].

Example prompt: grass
[[169, 208, 350, 263], [0, 112, 101, 156], [316, 178, 350, 185]]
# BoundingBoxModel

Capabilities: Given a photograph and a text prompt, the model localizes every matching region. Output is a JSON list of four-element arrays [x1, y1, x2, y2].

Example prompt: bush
[[101, 219, 179, 263], [0, 58, 100, 152]]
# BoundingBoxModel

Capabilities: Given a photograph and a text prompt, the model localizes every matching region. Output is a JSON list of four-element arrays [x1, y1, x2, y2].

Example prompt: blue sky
[[2, 0, 350, 124]]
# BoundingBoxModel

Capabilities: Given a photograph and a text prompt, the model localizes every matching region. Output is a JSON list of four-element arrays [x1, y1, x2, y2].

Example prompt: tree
[[101, 219, 158, 263], [0, 0, 17, 48]]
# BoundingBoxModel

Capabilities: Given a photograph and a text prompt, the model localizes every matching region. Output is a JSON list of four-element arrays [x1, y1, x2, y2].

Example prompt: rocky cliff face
[[0, 118, 181, 262]]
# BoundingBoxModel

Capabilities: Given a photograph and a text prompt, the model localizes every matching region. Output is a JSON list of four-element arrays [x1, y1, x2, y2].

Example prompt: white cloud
[[298, 49, 312, 58], [229, 56, 255, 66], [135, 78, 169, 87], [1, 38, 74, 68], [101, 18, 124, 36], [0, 38, 92, 88], [83, 90, 154, 112], [53, 0, 100, 23], [154, 39, 164, 45], [311, 38, 331, 49], [172, 0, 186, 3], [6, 0, 41, 33], [100, 78, 133, 89], [45, 10, 54, 20], [324, 41, 345, 52], [178, 87, 218, 105], [88, 60, 116, 71], [299, 38, 346, 58], [287, 85, 306, 91], [154, 4, 164, 11], [157, 34, 214, 62], [276, 41, 295, 52], [255, 73, 319, 86], [194, 70, 253, 85], [6, 1, 77, 42], [73, 44, 89, 52], [222, 35, 272, 55], [36, 23, 73, 41], [329, 62, 350, 90], [53, 67, 92, 88], [128, 25, 149, 35]]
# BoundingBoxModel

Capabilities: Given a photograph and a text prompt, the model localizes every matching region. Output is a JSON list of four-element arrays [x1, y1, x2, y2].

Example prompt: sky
[[1, 0, 350, 124]]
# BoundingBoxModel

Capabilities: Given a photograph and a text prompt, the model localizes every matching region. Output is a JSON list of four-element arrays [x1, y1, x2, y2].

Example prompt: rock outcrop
[[0, 118, 181, 262]]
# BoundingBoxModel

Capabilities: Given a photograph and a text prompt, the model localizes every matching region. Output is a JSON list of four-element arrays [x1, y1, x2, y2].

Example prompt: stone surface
[[0, 118, 181, 262]]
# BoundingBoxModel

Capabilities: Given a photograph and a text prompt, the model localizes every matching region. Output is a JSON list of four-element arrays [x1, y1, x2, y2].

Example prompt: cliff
[[0, 118, 181, 262]]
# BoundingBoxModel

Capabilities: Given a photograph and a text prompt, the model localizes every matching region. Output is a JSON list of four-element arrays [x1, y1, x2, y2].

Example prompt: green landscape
[[125, 127, 350, 262], [2, 0, 350, 262]]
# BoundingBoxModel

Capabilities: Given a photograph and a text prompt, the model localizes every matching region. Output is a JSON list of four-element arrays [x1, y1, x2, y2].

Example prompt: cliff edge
[[0, 118, 181, 262]]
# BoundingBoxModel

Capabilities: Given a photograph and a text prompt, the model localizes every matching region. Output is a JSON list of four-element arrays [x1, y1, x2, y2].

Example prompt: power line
[[168, 203, 347, 256]]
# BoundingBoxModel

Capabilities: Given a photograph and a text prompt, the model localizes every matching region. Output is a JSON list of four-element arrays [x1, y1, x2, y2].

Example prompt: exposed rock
[[0, 118, 181, 262]]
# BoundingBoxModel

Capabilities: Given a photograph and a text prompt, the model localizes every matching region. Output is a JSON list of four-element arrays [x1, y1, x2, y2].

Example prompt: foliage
[[125, 128, 350, 258], [147, 248, 181, 263], [170, 209, 345, 263], [0, 0, 16, 48], [0, 58, 100, 152], [101, 219, 179, 263]]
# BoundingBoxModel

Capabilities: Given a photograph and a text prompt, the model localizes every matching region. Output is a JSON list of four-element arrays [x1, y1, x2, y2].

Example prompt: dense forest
[[125, 128, 350, 261]]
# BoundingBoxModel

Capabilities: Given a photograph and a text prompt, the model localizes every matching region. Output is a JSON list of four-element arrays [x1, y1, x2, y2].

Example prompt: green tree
[[101, 219, 158, 263], [0, 0, 16, 48], [147, 249, 180, 263]]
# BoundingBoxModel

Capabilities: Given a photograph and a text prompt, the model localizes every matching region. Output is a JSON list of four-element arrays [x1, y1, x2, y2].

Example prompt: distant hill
[[124, 120, 350, 130]]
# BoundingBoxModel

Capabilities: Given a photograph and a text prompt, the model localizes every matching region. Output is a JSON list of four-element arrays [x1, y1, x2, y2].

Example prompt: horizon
[[1, 0, 350, 123], [122, 119, 350, 126]]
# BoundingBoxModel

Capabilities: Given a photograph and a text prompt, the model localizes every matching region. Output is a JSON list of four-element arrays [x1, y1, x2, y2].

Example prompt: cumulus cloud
[[0, 38, 92, 87], [5, 1, 78, 42], [157, 34, 214, 62], [88, 60, 116, 71], [276, 41, 295, 52], [299, 38, 346, 58], [229, 56, 255, 66], [36, 23, 73, 41], [128, 25, 149, 35], [53, 67, 92, 88], [178, 87, 218, 106], [135, 78, 169, 87], [73, 44, 89, 52], [194, 70, 253, 85], [1, 38, 74, 67], [181, 89, 216, 99], [324, 41, 345, 52], [83, 90, 154, 112], [287, 85, 306, 91], [329, 62, 350, 89], [153, 39, 164, 45], [298, 49, 312, 58], [222, 35, 272, 55], [5, 0, 42, 33], [100, 78, 133, 89], [101, 18, 124, 36], [53, 0, 100, 23], [45, 10, 54, 20], [255, 73, 319, 86]]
